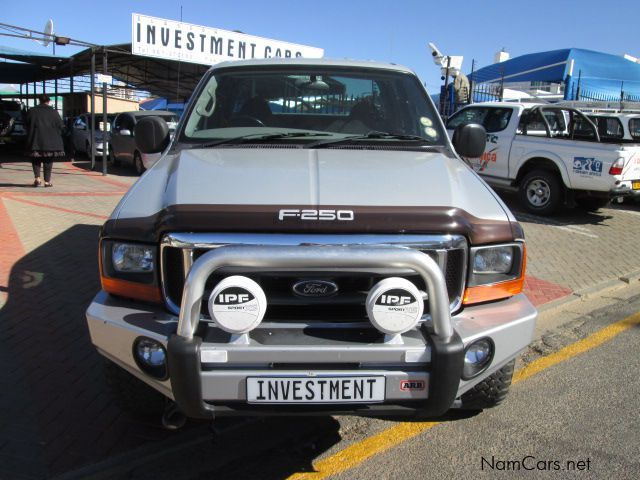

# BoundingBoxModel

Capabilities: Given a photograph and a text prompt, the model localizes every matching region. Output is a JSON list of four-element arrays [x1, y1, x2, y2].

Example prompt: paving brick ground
[[0, 156, 189, 480], [500, 191, 640, 296], [1, 151, 639, 478]]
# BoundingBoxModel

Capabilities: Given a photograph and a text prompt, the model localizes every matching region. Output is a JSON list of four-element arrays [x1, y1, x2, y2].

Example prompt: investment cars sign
[[131, 13, 324, 65]]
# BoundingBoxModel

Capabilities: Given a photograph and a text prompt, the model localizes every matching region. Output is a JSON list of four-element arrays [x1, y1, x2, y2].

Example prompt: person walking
[[25, 94, 65, 187]]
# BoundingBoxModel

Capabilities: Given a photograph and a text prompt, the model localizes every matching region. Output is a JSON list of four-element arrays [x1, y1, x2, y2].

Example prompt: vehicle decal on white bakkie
[[573, 157, 603, 177], [278, 209, 355, 221], [476, 146, 499, 172]]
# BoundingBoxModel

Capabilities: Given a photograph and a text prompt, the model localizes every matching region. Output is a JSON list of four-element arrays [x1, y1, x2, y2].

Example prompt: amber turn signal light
[[462, 276, 526, 305], [100, 276, 163, 303], [98, 242, 162, 303]]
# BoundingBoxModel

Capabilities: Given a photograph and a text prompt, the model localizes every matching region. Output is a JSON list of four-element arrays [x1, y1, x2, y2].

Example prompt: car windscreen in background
[[447, 107, 512, 133]]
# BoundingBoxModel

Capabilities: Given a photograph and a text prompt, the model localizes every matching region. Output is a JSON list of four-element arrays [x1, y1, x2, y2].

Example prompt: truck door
[[446, 106, 515, 180]]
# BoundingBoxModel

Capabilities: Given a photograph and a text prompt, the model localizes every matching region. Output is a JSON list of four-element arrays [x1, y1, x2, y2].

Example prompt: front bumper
[[87, 285, 536, 419], [88, 244, 536, 417]]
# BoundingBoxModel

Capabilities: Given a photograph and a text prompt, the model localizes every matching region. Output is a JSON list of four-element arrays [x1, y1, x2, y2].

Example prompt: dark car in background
[[109, 110, 178, 174], [0, 100, 27, 147]]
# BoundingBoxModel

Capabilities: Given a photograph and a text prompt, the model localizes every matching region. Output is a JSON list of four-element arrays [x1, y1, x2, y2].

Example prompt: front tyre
[[103, 360, 166, 416], [459, 359, 515, 410], [519, 169, 562, 216]]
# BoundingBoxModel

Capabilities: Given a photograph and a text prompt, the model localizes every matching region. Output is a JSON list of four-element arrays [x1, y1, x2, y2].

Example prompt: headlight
[[464, 243, 526, 305], [112, 243, 154, 272], [100, 240, 161, 303], [468, 244, 523, 286], [473, 246, 514, 274]]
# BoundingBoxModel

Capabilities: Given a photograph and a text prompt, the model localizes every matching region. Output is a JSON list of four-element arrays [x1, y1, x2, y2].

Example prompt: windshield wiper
[[308, 131, 433, 148], [185, 131, 332, 149]]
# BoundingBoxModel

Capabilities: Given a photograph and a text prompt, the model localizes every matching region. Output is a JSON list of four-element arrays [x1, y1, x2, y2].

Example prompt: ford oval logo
[[292, 280, 339, 297]]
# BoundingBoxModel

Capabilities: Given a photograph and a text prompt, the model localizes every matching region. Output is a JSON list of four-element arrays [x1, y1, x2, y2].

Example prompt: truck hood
[[108, 147, 519, 244]]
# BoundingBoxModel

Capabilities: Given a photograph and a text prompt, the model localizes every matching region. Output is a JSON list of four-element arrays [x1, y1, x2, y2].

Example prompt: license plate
[[246, 376, 385, 404], [632, 181, 640, 190]]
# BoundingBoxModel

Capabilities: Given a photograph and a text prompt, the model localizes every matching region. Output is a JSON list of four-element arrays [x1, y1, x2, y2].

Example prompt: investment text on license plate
[[632, 180, 640, 190], [246, 376, 385, 404]]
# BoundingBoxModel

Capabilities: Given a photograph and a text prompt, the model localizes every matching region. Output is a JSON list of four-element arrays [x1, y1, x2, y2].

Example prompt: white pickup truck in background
[[446, 102, 640, 215]]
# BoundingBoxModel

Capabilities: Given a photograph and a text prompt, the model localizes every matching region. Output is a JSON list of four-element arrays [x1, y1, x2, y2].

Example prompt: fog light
[[365, 277, 424, 336], [462, 338, 494, 379], [133, 337, 168, 379], [208, 276, 267, 334]]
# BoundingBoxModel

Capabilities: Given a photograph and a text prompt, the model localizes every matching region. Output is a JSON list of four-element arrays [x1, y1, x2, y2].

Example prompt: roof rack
[[554, 100, 640, 113]]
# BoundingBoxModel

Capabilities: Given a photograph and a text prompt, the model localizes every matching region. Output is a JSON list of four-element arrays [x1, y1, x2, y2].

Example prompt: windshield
[[181, 66, 444, 146], [447, 106, 513, 133]]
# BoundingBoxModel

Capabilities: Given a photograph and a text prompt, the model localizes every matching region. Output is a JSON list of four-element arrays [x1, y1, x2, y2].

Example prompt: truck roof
[[587, 112, 640, 119], [210, 57, 415, 74], [463, 101, 545, 109]]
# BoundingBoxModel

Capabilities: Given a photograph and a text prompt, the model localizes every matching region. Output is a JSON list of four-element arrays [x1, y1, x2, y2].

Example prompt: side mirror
[[452, 123, 486, 158], [135, 116, 170, 154]]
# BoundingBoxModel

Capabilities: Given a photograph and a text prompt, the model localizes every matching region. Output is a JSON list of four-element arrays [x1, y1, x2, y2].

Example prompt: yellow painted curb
[[287, 311, 640, 480]]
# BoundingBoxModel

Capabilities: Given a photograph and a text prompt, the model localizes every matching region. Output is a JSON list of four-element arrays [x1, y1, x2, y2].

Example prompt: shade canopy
[[470, 48, 640, 98], [0, 43, 209, 100]]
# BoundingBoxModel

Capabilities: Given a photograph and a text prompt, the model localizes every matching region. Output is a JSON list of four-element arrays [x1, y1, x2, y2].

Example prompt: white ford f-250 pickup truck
[[446, 102, 640, 215], [86, 59, 536, 427]]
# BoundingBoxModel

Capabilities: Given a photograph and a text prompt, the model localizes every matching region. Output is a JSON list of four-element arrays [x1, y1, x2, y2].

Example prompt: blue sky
[[2, 0, 639, 93]]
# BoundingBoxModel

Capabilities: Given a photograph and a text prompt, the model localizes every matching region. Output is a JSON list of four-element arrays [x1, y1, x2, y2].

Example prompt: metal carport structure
[[0, 42, 209, 174], [0, 43, 209, 101]]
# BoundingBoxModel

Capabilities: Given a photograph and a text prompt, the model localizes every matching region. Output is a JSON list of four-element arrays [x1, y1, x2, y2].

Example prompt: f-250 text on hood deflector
[[102, 204, 522, 244], [104, 148, 523, 244]]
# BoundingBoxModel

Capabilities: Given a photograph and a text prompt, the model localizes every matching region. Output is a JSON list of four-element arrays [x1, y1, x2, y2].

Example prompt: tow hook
[[162, 401, 187, 430]]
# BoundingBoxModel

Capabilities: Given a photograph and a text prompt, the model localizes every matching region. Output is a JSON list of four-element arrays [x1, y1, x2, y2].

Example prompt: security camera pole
[[428, 43, 450, 115], [442, 55, 451, 115], [428, 43, 464, 116]]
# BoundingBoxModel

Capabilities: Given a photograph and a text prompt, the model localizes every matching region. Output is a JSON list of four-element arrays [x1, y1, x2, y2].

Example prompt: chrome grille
[[160, 233, 467, 319]]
